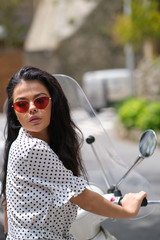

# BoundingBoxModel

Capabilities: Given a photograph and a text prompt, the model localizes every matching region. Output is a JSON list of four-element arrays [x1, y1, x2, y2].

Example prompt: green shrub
[[136, 102, 160, 130], [117, 98, 160, 131], [118, 98, 147, 129]]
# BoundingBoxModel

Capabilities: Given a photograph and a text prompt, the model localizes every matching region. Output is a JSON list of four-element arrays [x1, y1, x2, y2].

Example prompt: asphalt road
[[95, 109, 160, 240], [101, 139, 160, 240], [75, 108, 160, 240], [0, 109, 160, 240]]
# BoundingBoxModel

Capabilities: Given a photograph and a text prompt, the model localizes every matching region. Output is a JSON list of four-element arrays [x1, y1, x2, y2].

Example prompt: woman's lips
[[29, 116, 41, 124]]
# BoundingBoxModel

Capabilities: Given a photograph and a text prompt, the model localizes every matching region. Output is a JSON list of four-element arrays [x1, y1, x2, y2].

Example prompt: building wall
[[0, 0, 34, 112], [23, 0, 130, 84], [0, 49, 23, 112]]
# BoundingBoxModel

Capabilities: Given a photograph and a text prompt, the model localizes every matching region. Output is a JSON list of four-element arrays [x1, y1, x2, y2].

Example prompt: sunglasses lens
[[34, 96, 49, 109], [14, 101, 29, 113]]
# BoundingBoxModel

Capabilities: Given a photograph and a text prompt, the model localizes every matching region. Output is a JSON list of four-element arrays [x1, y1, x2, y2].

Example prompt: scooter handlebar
[[141, 197, 148, 206], [104, 194, 148, 207]]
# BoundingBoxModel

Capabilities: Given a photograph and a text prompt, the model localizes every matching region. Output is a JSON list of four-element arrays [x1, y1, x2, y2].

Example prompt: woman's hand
[[121, 191, 147, 218]]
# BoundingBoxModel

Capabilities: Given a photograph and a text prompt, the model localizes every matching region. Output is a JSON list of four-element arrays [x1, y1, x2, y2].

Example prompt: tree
[[112, 0, 160, 57]]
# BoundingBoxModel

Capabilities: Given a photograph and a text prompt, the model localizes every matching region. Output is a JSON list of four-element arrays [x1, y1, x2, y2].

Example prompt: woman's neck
[[28, 129, 50, 145]]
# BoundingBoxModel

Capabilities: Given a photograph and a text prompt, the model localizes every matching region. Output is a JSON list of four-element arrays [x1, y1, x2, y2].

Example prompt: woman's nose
[[29, 101, 37, 113]]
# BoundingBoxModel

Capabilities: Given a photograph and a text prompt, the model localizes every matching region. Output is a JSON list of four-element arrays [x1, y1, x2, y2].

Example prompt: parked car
[[82, 68, 132, 111]]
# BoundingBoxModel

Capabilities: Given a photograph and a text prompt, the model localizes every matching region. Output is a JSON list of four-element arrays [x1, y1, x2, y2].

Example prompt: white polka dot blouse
[[6, 127, 87, 240]]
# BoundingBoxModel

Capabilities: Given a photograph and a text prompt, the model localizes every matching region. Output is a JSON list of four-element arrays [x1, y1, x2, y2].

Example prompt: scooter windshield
[[54, 74, 154, 219]]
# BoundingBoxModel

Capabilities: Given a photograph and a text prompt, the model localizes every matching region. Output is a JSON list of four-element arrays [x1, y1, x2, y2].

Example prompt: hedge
[[117, 98, 160, 131]]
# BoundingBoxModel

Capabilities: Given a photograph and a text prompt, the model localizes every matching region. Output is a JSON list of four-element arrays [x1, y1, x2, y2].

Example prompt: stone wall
[[135, 58, 160, 100]]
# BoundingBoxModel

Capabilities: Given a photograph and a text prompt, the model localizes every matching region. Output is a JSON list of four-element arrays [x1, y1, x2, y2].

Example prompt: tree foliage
[[112, 0, 160, 48]]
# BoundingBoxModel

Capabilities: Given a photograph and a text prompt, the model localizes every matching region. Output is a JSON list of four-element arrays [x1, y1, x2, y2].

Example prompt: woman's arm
[[70, 188, 146, 219]]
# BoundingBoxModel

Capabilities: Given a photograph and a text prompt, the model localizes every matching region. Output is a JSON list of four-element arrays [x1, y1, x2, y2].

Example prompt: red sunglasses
[[13, 96, 51, 113]]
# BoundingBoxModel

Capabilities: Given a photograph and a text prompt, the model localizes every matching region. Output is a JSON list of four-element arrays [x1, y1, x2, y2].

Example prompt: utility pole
[[123, 0, 135, 96]]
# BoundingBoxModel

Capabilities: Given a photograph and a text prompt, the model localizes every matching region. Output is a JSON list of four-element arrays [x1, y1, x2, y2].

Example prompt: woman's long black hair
[[1, 66, 87, 197]]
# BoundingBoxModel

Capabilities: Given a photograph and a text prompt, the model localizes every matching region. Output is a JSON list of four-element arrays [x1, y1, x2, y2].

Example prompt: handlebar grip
[[141, 197, 148, 207]]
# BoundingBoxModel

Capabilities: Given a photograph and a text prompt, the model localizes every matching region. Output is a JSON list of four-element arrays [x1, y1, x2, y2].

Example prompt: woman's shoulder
[[12, 127, 56, 159], [16, 128, 41, 149]]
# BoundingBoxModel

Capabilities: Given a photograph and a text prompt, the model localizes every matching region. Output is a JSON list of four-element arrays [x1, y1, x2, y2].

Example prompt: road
[[0, 109, 160, 240], [94, 109, 160, 240], [75, 108, 160, 240]]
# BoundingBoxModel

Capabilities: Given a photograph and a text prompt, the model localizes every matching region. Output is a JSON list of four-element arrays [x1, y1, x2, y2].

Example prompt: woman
[[1, 66, 146, 240]]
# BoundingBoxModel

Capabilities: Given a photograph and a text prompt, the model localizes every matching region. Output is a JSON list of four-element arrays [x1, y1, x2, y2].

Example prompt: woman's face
[[13, 79, 52, 141]]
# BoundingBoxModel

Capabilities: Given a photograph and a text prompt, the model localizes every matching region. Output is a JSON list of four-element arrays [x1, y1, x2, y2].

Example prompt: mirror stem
[[90, 144, 111, 189], [116, 155, 144, 187]]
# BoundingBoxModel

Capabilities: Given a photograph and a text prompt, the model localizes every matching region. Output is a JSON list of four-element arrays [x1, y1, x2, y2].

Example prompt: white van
[[82, 68, 132, 111]]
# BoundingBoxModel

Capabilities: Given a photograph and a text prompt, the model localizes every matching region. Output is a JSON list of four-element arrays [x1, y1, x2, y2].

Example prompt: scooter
[[54, 74, 159, 240]]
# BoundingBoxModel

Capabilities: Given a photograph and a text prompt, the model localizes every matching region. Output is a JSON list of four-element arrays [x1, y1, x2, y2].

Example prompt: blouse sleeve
[[25, 140, 87, 207]]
